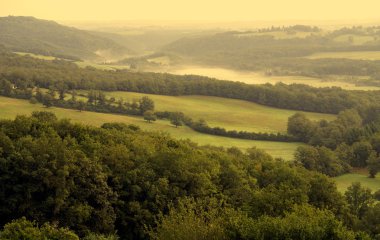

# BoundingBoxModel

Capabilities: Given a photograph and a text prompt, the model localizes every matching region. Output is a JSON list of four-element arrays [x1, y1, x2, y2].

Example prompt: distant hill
[[0, 16, 131, 60], [160, 25, 380, 72]]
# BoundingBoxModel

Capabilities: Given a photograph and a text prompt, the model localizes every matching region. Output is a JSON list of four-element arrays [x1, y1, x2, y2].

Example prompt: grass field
[[157, 65, 380, 91], [0, 96, 303, 160], [88, 92, 336, 134], [306, 51, 380, 60], [334, 172, 380, 193]]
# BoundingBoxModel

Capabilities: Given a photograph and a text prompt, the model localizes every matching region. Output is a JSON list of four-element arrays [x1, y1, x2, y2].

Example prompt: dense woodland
[[287, 109, 380, 177], [1, 112, 380, 239]]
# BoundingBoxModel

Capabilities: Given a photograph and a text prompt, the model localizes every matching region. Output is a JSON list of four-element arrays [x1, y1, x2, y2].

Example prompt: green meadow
[[334, 172, 380, 193], [0, 96, 303, 160], [99, 92, 336, 133]]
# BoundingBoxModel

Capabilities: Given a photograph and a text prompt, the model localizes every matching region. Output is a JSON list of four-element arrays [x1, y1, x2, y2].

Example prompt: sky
[[1, 0, 380, 22]]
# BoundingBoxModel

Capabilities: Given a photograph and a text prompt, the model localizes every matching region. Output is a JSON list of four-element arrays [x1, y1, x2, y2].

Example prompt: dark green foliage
[[143, 110, 157, 123], [367, 152, 380, 178], [295, 145, 350, 176], [169, 112, 183, 127], [345, 182, 374, 218], [287, 113, 315, 142], [0, 112, 361, 239], [148, 198, 240, 240], [240, 205, 356, 240], [139, 96, 155, 114], [0, 217, 79, 240]]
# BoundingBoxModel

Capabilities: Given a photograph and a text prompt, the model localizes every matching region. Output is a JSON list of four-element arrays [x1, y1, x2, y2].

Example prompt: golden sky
[[1, 0, 380, 22]]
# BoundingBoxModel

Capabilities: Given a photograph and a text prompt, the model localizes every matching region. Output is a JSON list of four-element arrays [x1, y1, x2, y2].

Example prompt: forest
[[0, 112, 379, 239]]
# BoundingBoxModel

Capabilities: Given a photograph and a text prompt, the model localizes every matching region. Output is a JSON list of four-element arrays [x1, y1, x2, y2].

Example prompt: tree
[[71, 90, 77, 102], [77, 100, 86, 112], [56, 82, 68, 101], [42, 93, 54, 108], [287, 113, 315, 142], [139, 96, 155, 114], [336, 109, 362, 129], [148, 198, 241, 240], [144, 110, 157, 123], [352, 141, 373, 168], [345, 182, 373, 218], [367, 152, 380, 178], [29, 97, 38, 104], [0, 78, 13, 96], [0, 217, 79, 240], [370, 133, 380, 154], [170, 113, 183, 128], [295, 146, 349, 176]]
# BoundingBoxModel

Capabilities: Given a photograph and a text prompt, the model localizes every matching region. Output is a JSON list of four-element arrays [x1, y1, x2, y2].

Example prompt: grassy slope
[[100, 92, 336, 133], [0, 96, 302, 160], [334, 172, 380, 193]]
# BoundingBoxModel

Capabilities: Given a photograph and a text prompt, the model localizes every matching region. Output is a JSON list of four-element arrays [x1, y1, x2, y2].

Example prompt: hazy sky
[[1, 0, 380, 22]]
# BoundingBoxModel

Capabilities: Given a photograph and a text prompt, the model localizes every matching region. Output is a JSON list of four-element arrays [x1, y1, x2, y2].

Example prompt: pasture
[[94, 92, 336, 133], [0, 96, 302, 160], [334, 172, 380, 193]]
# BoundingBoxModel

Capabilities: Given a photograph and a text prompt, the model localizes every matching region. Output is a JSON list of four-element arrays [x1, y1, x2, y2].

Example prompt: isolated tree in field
[[367, 152, 380, 178], [139, 96, 155, 114], [170, 113, 183, 128], [144, 110, 157, 123]]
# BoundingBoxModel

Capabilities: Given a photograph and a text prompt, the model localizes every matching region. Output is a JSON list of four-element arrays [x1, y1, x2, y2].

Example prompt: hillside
[[0, 16, 131, 60], [158, 26, 380, 87]]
